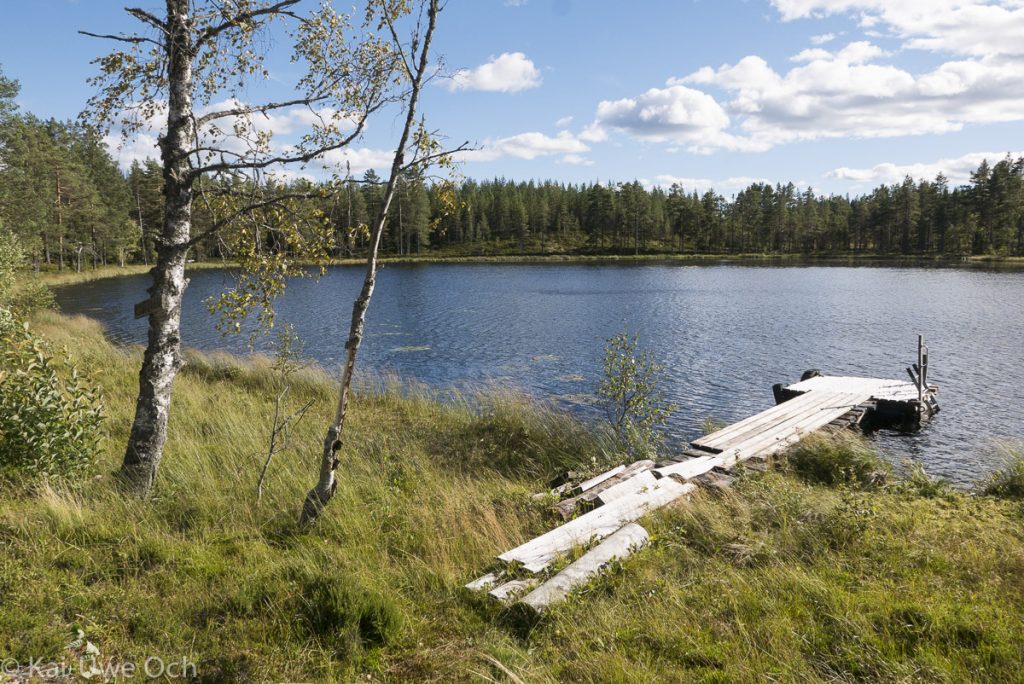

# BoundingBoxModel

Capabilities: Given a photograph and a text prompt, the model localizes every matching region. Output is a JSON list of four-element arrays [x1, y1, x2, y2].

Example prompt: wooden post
[[921, 333, 929, 403]]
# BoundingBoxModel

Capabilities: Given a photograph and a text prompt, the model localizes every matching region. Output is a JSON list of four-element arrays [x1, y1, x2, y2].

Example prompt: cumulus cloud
[[582, 2, 1024, 154], [588, 84, 762, 153], [560, 153, 593, 166], [446, 52, 542, 93], [827, 150, 1024, 185], [770, 1, 1024, 58], [316, 147, 396, 174], [648, 174, 772, 193], [555, 115, 574, 127], [668, 40, 1024, 150], [460, 130, 589, 163]]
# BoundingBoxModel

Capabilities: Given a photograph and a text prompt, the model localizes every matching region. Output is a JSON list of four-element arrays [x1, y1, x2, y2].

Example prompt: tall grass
[[1, 313, 1022, 681]]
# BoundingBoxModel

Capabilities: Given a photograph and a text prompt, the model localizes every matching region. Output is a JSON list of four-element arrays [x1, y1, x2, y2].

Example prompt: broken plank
[[574, 464, 626, 494], [465, 572, 500, 591], [594, 470, 659, 506], [500, 477, 694, 573], [488, 578, 539, 604], [653, 455, 720, 481], [518, 523, 650, 613], [554, 460, 654, 520]]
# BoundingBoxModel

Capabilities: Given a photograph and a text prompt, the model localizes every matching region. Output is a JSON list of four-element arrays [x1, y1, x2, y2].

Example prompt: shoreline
[[27, 251, 1024, 287]]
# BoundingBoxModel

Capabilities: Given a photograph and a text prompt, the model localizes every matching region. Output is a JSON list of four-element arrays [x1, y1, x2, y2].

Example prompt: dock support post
[[921, 335, 929, 405]]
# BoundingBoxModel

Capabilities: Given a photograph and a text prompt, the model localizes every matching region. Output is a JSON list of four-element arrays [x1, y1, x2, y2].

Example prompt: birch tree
[[83, 0, 412, 496], [299, 0, 458, 526]]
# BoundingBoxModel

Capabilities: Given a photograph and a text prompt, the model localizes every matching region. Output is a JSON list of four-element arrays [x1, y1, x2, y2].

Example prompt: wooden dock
[[466, 338, 939, 613]]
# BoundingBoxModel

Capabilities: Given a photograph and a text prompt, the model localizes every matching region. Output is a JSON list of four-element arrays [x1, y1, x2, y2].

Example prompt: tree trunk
[[119, 0, 195, 496], [300, 0, 439, 526]]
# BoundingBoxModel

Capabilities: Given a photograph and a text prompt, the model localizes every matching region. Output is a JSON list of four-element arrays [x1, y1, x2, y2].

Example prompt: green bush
[[0, 309, 104, 479], [981, 446, 1024, 499], [786, 432, 889, 487], [0, 231, 54, 316], [597, 331, 676, 461]]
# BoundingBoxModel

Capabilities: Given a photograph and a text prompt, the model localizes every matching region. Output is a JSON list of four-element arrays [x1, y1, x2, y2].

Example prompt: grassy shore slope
[[1, 313, 1023, 682]]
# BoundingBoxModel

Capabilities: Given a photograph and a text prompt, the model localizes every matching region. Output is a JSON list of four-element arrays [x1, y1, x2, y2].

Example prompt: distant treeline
[[3, 70, 1023, 265]]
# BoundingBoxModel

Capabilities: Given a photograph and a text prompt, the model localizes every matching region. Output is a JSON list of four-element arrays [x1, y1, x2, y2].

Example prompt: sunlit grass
[[1, 312, 1022, 681]]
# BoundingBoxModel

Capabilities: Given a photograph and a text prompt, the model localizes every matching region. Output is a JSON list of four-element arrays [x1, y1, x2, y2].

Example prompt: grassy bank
[[2, 314, 1023, 682]]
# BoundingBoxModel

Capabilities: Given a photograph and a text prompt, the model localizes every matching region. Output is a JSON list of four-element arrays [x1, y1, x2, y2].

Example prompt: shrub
[[897, 461, 953, 499], [981, 446, 1024, 499], [0, 232, 54, 316], [596, 331, 676, 461], [786, 432, 889, 487], [0, 310, 104, 479]]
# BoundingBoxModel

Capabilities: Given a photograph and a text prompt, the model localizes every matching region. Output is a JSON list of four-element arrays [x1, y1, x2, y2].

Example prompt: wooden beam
[[499, 477, 693, 573], [518, 523, 650, 613]]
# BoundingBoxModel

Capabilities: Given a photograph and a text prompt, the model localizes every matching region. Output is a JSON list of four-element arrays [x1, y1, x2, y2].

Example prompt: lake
[[55, 262, 1024, 484]]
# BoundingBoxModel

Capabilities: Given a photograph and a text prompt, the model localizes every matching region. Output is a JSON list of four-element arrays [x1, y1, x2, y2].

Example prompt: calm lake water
[[56, 262, 1024, 484]]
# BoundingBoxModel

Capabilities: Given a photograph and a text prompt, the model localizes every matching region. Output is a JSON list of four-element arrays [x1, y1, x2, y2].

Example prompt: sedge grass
[[0, 313, 1022, 682]]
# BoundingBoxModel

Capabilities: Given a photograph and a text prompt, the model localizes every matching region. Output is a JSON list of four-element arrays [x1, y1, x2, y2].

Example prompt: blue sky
[[2, 0, 1023, 195]]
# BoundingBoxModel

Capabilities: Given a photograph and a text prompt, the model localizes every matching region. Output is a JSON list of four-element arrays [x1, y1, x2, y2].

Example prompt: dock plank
[[498, 477, 694, 573], [695, 390, 853, 452], [716, 391, 870, 466], [786, 375, 921, 402], [653, 455, 720, 481], [519, 523, 650, 613]]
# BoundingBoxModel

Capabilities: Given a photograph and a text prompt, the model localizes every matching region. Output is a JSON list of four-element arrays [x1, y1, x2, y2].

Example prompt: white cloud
[[649, 174, 772, 193], [555, 115, 574, 127], [578, 121, 608, 142], [461, 130, 589, 162], [770, 1, 1024, 58], [827, 150, 1024, 185], [446, 52, 542, 93], [103, 132, 160, 169], [666, 40, 1024, 150], [582, 2, 1024, 154], [589, 84, 761, 152], [560, 153, 593, 166], [317, 147, 395, 174]]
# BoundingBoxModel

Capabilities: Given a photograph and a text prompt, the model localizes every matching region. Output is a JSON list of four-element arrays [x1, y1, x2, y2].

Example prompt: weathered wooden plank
[[594, 470, 658, 506], [786, 375, 920, 402], [574, 464, 625, 494], [518, 523, 650, 613], [653, 455, 721, 481], [708, 391, 866, 455], [696, 390, 846, 452], [554, 460, 654, 520], [693, 391, 834, 451], [465, 572, 500, 591], [488, 578, 539, 603], [690, 397, 810, 451], [716, 392, 869, 466], [499, 478, 694, 573]]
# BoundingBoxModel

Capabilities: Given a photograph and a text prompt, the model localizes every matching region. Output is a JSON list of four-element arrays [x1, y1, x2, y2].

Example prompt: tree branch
[[186, 101, 383, 179], [193, 96, 332, 129], [125, 7, 169, 34], [401, 141, 473, 173], [186, 190, 326, 248], [77, 30, 162, 47], [195, 0, 302, 48]]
